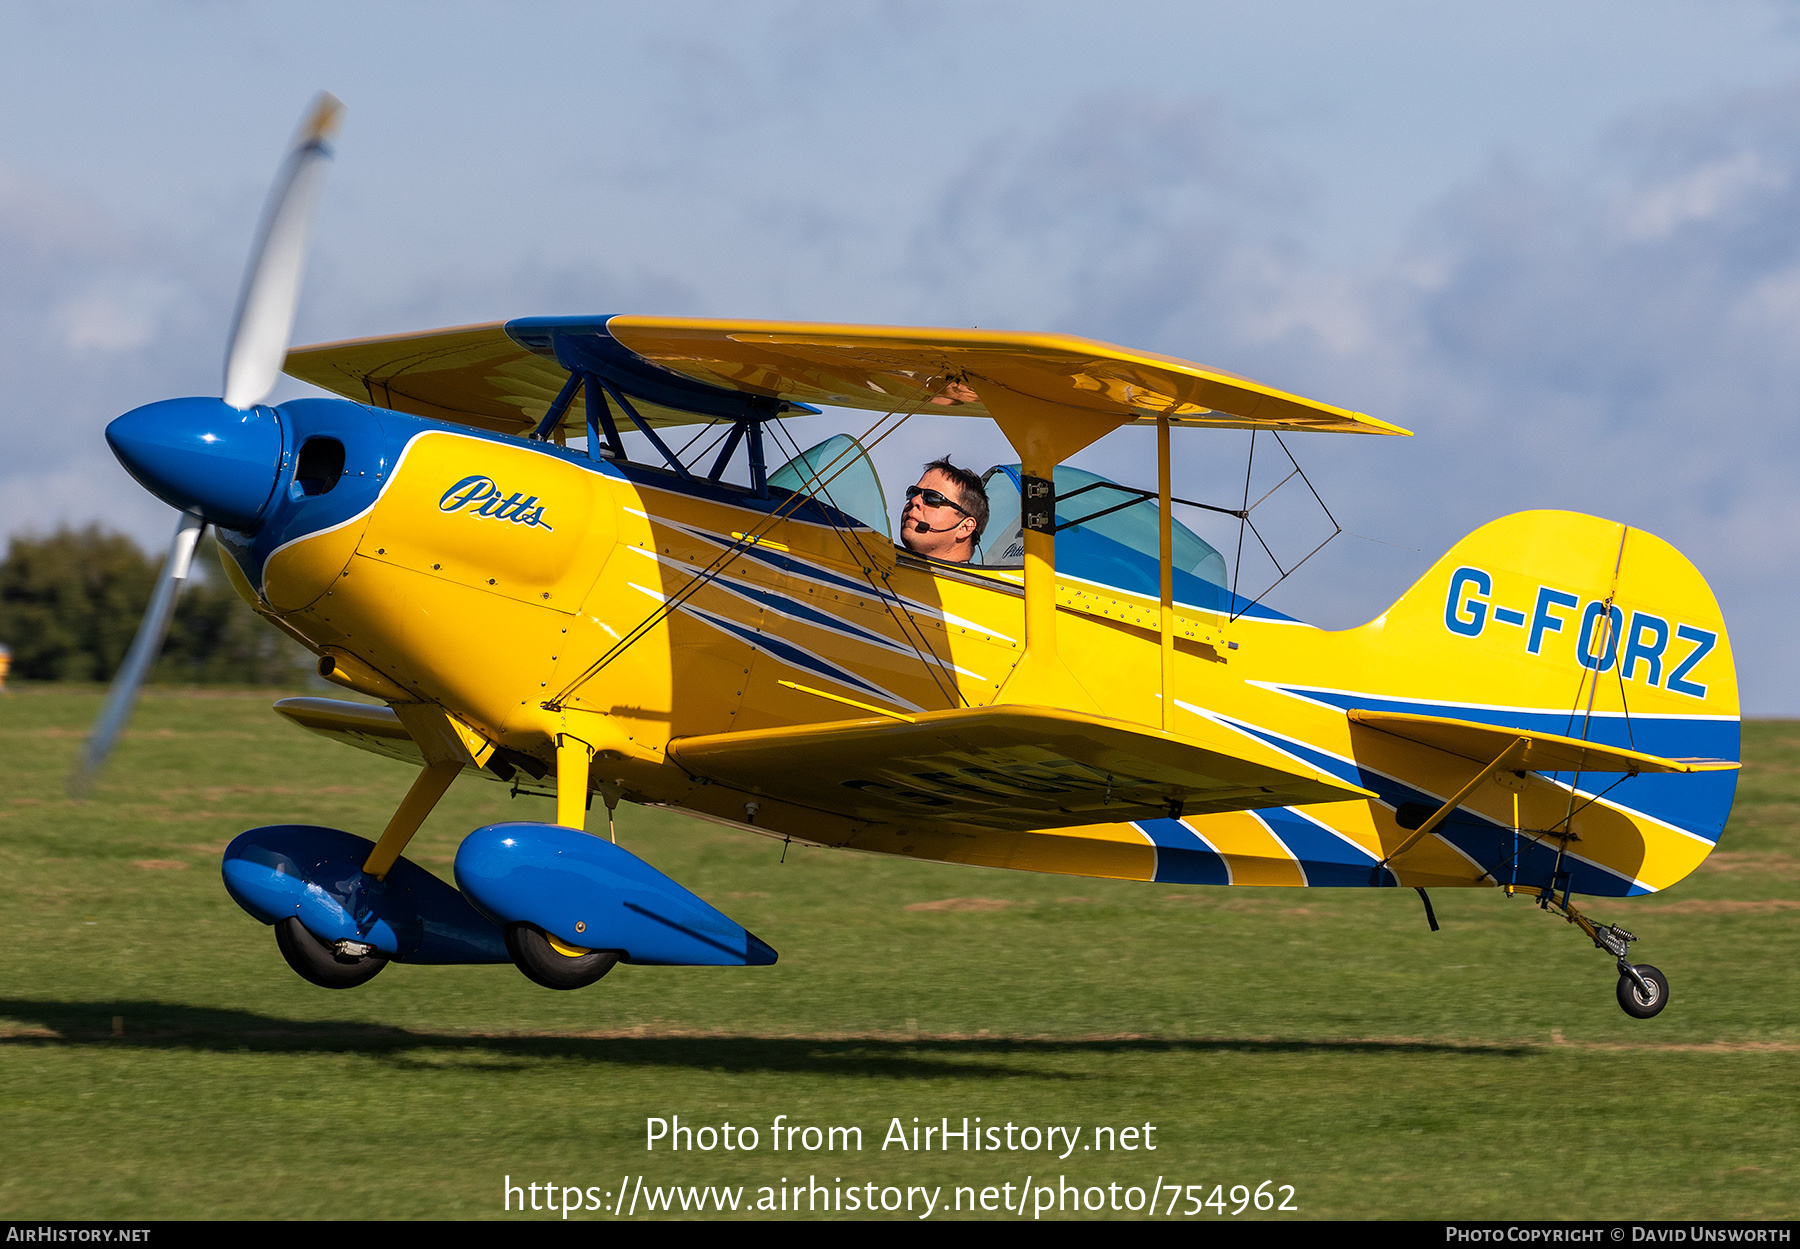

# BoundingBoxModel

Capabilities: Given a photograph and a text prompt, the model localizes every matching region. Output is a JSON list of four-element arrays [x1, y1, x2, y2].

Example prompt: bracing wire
[[762, 417, 966, 709], [542, 385, 948, 710], [1551, 771, 1634, 833], [671, 417, 728, 464], [1551, 525, 1633, 857], [1224, 430, 1344, 622]]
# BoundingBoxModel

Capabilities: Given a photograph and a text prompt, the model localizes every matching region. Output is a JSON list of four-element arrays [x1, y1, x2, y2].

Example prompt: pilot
[[900, 457, 987, 563]]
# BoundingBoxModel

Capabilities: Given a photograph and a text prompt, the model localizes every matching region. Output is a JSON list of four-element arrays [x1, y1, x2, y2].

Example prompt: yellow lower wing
[[274, 697, 429, 769], [666, 704, 1375, 832]]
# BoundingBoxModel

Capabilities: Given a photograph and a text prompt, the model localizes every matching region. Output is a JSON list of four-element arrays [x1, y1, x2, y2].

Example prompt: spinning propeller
[[68, 94, 343, 797]]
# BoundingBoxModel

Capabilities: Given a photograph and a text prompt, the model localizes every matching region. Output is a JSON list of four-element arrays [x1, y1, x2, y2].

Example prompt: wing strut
[[980, 386, 1131, 711], [1158, 415, 1175, 730], [530, 370, 584, 442], [587, 379, 627, 459], [596, 377, 695, 481], [1375, 736, 1531, 875]]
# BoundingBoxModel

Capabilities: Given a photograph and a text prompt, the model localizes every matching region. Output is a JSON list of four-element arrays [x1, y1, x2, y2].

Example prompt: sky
[[4, 1, 1800, 709]]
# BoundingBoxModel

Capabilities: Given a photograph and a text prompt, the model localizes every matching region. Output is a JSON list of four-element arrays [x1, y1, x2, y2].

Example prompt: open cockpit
[[761, 435, 1263, 619]]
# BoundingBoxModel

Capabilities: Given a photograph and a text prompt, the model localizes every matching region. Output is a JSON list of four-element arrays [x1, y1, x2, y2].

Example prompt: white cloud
[[888, 84, 1800, 710], [1618, 151, 1782, 240], [8, 67, 1800, 710], [52, 276, 188, 353]]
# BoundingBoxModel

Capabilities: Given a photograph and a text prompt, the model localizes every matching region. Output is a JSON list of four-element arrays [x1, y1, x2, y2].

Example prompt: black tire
[[1616, 963, 1670, 1019], [504, 923, 620, 991], [275, 917, 389, 989]]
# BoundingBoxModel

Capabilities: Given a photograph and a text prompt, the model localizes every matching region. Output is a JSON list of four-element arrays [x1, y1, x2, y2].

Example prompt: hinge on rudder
[[1022, 474, 1054, 532]]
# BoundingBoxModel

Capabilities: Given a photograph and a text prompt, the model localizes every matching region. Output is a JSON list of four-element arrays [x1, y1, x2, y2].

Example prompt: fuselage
[[108, 394, 1739, 899]]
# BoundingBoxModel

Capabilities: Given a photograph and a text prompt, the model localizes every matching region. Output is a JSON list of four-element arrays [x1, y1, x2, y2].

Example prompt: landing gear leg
[[555, 733, 594, 831], [495, 734, 610, 989], [363, 758, 463, 878], [1526, 888, 1670, 1019], [267, 757, 464, 989]]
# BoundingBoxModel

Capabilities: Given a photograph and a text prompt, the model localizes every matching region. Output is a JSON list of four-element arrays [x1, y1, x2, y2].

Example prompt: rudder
[[1347, 510, 1738, 893]]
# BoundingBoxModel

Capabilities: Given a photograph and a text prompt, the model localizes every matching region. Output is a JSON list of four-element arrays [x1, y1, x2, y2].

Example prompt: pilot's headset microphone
[[908, 487, 971, 535]]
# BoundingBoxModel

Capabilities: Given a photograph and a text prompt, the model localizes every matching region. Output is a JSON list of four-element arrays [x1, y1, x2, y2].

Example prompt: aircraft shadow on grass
[[0, 999, 1534, 1078]]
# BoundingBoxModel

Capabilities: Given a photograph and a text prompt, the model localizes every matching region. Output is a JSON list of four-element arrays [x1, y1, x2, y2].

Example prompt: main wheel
[[504, 923, 621, 990], [1616, 963, 1670, 1019], [274, 916, 388, 989]]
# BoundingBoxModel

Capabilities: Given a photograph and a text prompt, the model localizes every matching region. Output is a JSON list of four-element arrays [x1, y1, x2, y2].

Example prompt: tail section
[[1336, 510, 1738, 894]]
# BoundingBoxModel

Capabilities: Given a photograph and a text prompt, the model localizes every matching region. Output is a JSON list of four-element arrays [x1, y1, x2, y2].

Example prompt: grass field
[[1, 686, 1795, 1221]]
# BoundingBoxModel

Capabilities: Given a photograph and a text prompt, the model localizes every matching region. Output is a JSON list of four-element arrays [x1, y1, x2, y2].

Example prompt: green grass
[[2, 688, 1795, 1219]]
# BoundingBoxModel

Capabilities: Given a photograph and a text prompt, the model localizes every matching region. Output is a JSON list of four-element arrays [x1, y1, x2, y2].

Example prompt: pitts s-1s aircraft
[[79, 97, 1738, 1017]]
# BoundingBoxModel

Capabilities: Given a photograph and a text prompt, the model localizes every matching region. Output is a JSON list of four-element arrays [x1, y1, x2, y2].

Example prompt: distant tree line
[[0, 525, 313, 684]]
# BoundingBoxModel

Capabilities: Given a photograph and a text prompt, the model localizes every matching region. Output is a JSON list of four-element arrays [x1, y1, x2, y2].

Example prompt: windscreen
[[768, 434, 891, 538], [980, 464, 1228, 589]]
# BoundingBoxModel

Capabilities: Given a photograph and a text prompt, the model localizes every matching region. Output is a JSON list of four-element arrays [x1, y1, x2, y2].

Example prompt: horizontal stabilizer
[[1348, 709, 1740, 775], [668, 704, 1375, 832]]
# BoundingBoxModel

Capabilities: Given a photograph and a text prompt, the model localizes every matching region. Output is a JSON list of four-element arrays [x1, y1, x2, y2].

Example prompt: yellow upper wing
[[282, 322, 723, 435], [606, 316, 1409, 434], [284, 316, 1405, 438]]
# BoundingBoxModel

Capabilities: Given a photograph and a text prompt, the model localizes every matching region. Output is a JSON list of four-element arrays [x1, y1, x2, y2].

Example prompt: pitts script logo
[[438, 475, 554, 530]]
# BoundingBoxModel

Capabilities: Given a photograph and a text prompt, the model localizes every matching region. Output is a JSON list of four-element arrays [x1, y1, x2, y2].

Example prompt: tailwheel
[[1616, 963, 1670, 1019], [1531, 889, 1671, 1020], [504, 923, 620, 991], [274, 916, 388, 989]]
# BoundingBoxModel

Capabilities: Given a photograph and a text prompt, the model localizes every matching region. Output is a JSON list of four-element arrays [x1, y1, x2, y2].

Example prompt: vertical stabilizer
[[1324, 510, 1738, 894]]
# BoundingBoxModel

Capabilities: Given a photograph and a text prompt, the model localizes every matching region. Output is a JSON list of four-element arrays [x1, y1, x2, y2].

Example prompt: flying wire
[[1225, 430, 1344, 622], [542, 385, 948, 710], [750, 391, 963, 706], [763, 414, 966, 709], [670, 417, 727, 463], [1549, 524, 1632, 879]]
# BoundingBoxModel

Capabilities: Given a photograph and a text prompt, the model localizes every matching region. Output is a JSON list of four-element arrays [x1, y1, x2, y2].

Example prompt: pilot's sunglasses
[[905, 485, 969, 516]]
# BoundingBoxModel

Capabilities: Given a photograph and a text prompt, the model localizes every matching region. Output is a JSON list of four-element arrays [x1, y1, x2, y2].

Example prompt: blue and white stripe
[[627, 581, 924, 712], [1182, 700, 1651, 896]]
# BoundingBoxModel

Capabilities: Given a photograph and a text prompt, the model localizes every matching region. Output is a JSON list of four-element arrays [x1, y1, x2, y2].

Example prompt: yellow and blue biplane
[[81, 97, 1738, 1017]]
